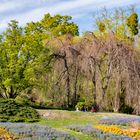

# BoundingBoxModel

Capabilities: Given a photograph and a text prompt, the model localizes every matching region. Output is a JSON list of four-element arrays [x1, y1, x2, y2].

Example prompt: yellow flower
[[0, 127, 14, 140], [96, 125, 140, 139]]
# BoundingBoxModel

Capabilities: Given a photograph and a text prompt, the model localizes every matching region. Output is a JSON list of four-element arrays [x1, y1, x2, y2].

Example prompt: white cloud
[[37, 0, 139, 14], [0, 0, 139, 32], [0, 0, 32, 13]]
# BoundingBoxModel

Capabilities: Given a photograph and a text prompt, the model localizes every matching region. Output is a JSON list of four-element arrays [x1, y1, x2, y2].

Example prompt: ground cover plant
[[0, 123, 78, 140], [66, 124, 133, 140], [99, 116, 140, 126]]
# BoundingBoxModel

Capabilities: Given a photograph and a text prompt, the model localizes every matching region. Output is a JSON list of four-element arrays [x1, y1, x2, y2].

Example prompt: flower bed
[[0, 127, 14, 140], [96, 125, 140, 139], [99, 116, 140, 126], [0, 123, 78, 140], [66, 124, 132, 140]]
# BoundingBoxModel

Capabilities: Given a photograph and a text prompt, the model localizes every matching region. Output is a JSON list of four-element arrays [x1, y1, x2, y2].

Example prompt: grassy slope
[[36, 110, 140, 140]]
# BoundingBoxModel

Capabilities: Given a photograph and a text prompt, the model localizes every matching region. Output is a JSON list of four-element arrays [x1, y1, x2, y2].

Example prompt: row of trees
[[0, 14, 78, 98], [0, 7, 140, 114], [96, 7, 139, 37], [49, 33, 140, 115]]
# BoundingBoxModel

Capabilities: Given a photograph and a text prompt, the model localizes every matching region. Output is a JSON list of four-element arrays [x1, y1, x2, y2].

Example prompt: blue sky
[[0, 0, 140, 33]]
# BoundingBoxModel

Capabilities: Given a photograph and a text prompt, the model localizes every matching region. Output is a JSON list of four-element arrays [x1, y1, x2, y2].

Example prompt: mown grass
[[36, 110, 139, 140]]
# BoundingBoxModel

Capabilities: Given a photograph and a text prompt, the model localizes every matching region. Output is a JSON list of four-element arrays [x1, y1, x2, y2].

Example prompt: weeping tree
[[78, 33, 140, 114], [47, 35, 81, 108]]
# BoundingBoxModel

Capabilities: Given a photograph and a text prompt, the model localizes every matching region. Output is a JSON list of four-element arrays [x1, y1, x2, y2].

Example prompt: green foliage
[[15, 95, 44, 109], [15, 95, 59, 109], [119, 94, 134, 114], [75, 102, 84, 109], [119, 105, 133, 114], [95, 8, 138, 41], [15, 95, 31, 106], [98, 22, 106, 32], [0, 13, 79, 99], [0, 99, 40, 122], [75, 101, 88, 110], [0, 20, 51, 98], [127, 12, 139, 36], [41, 13, 79, 36]]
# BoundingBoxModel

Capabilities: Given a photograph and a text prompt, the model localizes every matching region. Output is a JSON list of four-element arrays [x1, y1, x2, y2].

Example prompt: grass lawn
[[36, 110, 139, 140]]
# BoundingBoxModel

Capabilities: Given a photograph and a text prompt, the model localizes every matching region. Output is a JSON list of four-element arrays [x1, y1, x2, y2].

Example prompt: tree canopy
[[0, 13, 79, 98]]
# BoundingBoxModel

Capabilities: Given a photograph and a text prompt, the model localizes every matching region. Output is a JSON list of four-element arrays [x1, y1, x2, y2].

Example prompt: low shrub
[[15, 95, 31, 106], [119, 102, 133, 114], [75, 101, 88, 111], [0, 99, 40, 122]]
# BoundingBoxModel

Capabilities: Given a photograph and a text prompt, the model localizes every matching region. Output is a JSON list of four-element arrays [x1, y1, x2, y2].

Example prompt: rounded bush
[[0, 99, 40, 122]]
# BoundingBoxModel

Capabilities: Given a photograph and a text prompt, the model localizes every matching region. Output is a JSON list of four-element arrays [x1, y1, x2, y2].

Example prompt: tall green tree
[[0, 20, 50, 98], [41, 13, 79, 37], [95, 8, 133, 40], [0, 20, 24, 98]]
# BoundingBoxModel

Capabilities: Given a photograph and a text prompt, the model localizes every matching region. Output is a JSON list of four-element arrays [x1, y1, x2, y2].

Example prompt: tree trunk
[[92, 69, 97, 107], [64, 58, 71, 108], [73, 67, 79, 106], [9, 86, 16, 98], [114, 92, 120, 112]]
